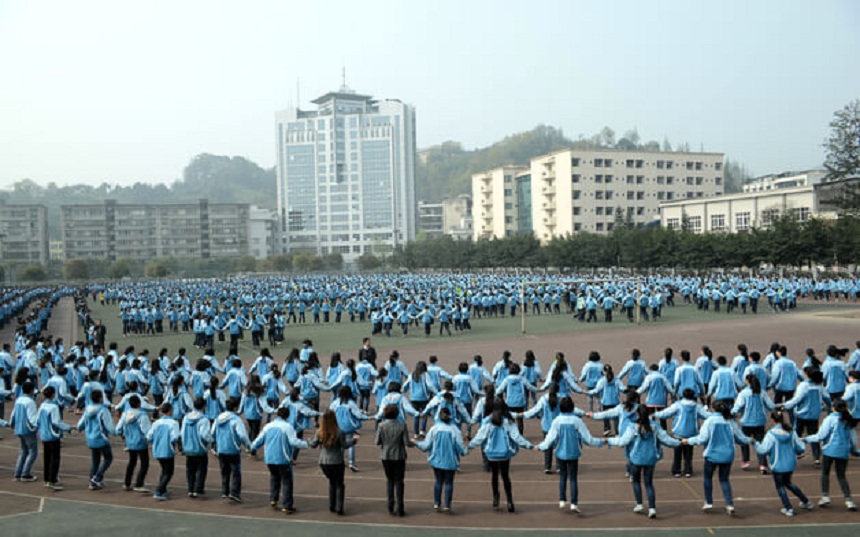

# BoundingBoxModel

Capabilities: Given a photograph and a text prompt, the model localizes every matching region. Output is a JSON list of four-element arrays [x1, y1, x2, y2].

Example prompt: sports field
[[1, 297, 859, 537]]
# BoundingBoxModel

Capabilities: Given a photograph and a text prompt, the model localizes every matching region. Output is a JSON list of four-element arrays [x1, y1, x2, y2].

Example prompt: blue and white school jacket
[[686, 414, 751, 464], [211, 411, 250, 455], [146, 416, 180, 459], [76, 404, 115, 449], [731, 388, 775, 427], [637, 372, 674, 407], [469, 417, 532, 460], [521, 394, 562, 433], [607, 421, 680, 466], [496, 374, 537, 409], [783, 381, 830, 421], [116, 408, 152, 451], [416, 422, 468, 471], [588, 377, 625, 407], [673, 364, 704, 397], [180, 410, 212, 456], [653, 400, 709, 438], [804, 413, 860, 459], [329, 398, 367, 434], [37, 400, 72, 442], [842, 382, 860, 420], [537, 413, 604, 460], [249, 418, 308, 465], [10, 395, 38, 436], [754, 426, 805, 473]]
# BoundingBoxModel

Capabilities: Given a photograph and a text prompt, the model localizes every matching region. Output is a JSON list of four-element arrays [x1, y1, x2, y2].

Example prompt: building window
[[595, 175, 603, 183], [605, 159, 613, 167], [686, 176, 694, 185], [605, 175, 613, 183], [635, 160, 643, 168], [636, 176, 644, 184], [696, 177, 703, 185], [761, 208, 779, 227], [572, 174, 581, 183], [626, 175, 634, 184], [657, 176, 665, 184], [656, 160, 665, 169], [715, 162, 722, 171], [793, 207, 810, 221], [736, 211, 751, 231], [667, 176, 674, 185], [666, 161, 674, 169], [711, 214, 726, 232], [686, 161, 694, 170], [596, 207, 604, 215], [574, 223, 582, 231], [696, 162, 703, 170], [572, 158, 581, 166], [627, 191, 634, 200], [666, 217, 680, 230], [715, 177, 722, 186], [637, 207, 645, 215], [657, 191, 665, 200], [626, 160, 634, 168], [636, 191, 645, 200], [503, 189, 512, 196], [596, 223, 604, 232], [573, 207, 581, 216], [572, 190, 581, 200], [688, 216, 702, 233], [595, 159, 604, 167], [605, 190, 614, 200], [595, 190, 604, 200]]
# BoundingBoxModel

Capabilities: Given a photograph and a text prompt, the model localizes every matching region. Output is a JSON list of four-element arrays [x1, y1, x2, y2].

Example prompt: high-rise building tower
[[275, 85, 416, 261]]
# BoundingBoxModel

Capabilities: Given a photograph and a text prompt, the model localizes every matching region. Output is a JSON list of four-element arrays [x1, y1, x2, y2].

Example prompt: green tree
[[824, 100, 860, 181], [145, 259, 171, 278], [292, 253, 311, 272], [323, 253, 344, 271], [19, 264, 46, 281], [236, 255, 257, 273], [269, 254, 291, 271], [107, 258, 134, 279], [63, 259, 89, 280], [357, 252, 381, 271]]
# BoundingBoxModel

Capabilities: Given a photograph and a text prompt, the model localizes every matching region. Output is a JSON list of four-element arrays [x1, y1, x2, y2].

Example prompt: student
[[695, 346, 715, 404], [204, 377, 227, 422], [250, 406, 308, 514], [77, 389, 116, 490], [587, 365, 625, 436], [707, 356, 741, 405], [181, 397, 212, 498], [116, 394, 152, 492], [732, 375, 775, 473], [608, 405, 681, 518], [211, 397, 251, 503], [618, 349, 647, 390], [637, 364, 675, 421], [674, 350, 704, 400], [537, 397, 605, 513], [376, 403, 415, 516], [822, 345, 849, 400], [753, 410, 813, 517], [240, 375, 273, 455], [402, 361, 436, 438], [329, 386, 369, 471], [521, 351, 543, 407], [11, 380, 39, 482], [654, 388, 709, 478], [314, 409, 356, 515], [803, 399, 859, 510], [781, 368, 830, 464], [769, 346, 802, 404], [842, 371, 860, 421], [518, 383, 563, 474], [165, 376, 193, 422], [469, 398, 535, 512], [416, 407, 468, 512], [684, 400, 752, 515], [37, 386, 72, 490], [146, 402, 180, 501], [496, 363, 538, 433]]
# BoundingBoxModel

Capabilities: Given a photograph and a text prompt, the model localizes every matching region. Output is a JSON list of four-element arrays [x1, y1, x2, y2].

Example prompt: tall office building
[[0, 201, 49, 266], [275, 85, 417, 261]]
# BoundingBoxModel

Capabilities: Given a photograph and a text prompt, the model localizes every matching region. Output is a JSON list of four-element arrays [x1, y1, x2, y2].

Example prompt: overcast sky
[[1, 0, 858, 189]]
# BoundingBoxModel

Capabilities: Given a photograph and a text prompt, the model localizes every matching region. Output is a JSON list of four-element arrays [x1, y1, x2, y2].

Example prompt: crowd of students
[[2, 330, 860, 520]]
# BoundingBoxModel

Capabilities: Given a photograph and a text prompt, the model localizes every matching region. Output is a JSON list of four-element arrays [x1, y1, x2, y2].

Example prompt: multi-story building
[[417, 201, 444, 239], [530, 149, 724, 241], [742, 169, 827, 193], [275, 85, 416, 261], [472, 165, 529, 240], [61, 200, 274, 262], [0, 201, 49, 265], [659, 176, 854, 233], [442, 195, 472, 240]]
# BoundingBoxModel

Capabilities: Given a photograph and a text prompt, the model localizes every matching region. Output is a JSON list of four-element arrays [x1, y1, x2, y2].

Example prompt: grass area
[[78, 300, 812, 358]]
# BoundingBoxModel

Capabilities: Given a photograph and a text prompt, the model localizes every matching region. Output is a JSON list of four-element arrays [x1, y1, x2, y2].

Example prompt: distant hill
[[0, 154, 276, 239], [417, 125, 748, 202]]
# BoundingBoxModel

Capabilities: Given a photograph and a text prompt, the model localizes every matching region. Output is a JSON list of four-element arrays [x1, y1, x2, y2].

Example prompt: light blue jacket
[[654, 400, 709, 438], [416, 422, 468, 470], [376, 392, 419, 422], [607, 420, 680, 466], [180, 411, 212, 456], [496, 374, 537, 409], [732, 388, 775, 427], [330, 398, 367, 434], [521, 394, 563, 433], [593, 404, 639, 436], [637, 372, 674, 407], [783, 381, 830, 421], [146, 417, 180, 459], [754, 426, 805, 473], [805, 412, 860, 459], [687, 414, 751, 464], [76, 404, 115, 448], [11, 395, 38, 436], [116, 408, 151, 451], [468, 417, 532, 460], [769, 358, 802, 392], [822, 357, 849, 395], [619, 359, 646, 387], [37, 400, 72, 442], [708, 367, 740, 400], [588, 377, 625, 407], [843, 382, 860, 419], [674, 363, 704, 397], [249, 418, 308, 465], [537, 413, 604, 460], [211, 411, 250, 455]]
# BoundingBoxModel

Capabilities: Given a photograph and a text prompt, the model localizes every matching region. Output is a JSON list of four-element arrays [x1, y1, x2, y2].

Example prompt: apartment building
[[472, 165, 530, 240], [659, 176, 853, 233], [0, 201, 49, 266], [442, 194, 472, 240], [61, 200, 274, 262]]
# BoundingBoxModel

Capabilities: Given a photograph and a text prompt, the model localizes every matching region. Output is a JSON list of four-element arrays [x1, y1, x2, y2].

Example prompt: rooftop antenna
[[340, 66, 354, 93], [296, 78, 300, 109]]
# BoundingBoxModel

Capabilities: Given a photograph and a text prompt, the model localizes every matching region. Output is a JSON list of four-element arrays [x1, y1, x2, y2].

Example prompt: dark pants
[[630, 464, 656, 508], [90, 445, 113, 484], [156, 457, 175, 496], [703, 460, 733, 506], [672, 444, 694, 476], [42, 440, 61, 484], [821, 456, 852, 499], [321, 463, 345, 513], [796, 419, 820, 460], [125, 449, 149, 488], [558, 459, 579, 503], [382, 459, 406, 514], [268, 464, 294, 509], [247, 420, 261, 453], [740, 426, 766, 466], [432, 467, 455, 509], [218, 454, 242, 497], [489, 459, 512, 504], [772, 471, 809, 509], [185, 454, 208, 494]]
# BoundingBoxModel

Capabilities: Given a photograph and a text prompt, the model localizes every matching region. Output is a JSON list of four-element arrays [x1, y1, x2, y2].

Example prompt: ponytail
[[747, 374, 761, 395], [603, 364, 615, 383], [637, 405, 652, 436], [770, 409, 793, 432], [834, 399, 857, 427]]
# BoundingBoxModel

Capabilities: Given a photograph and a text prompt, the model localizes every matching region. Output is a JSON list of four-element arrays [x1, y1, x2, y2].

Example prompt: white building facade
[[275, 87, 417, 261]]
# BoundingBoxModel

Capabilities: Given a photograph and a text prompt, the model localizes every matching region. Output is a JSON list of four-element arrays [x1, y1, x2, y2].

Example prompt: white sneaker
[[780, 508, 794, 517], [819, 496, 831, 507], [633, 504, 644, 513], [648, 508, 657, 519], [847, 500, 857, 511], [799, 501, 814, 510], [702, 503, 713, 512], [569, 504, 580, 513], [726, 506, 735, 516], [558, 501, 566, 509]]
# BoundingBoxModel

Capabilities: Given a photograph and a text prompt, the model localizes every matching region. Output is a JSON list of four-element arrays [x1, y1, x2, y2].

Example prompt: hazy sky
[[1, 0, 858, 189]]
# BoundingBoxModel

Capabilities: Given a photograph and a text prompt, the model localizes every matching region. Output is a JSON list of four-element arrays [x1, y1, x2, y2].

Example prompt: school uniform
[[537, 413, 604, 508], [250, 417, 308, 510], [416, 421, 468, 510], [181, 410, 211, 496], [146, 415, 181, 499], [116, 408, 152, 490]]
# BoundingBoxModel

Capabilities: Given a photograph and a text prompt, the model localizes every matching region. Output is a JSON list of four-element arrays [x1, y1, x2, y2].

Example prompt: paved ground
[[1, 297, 860, 536]]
